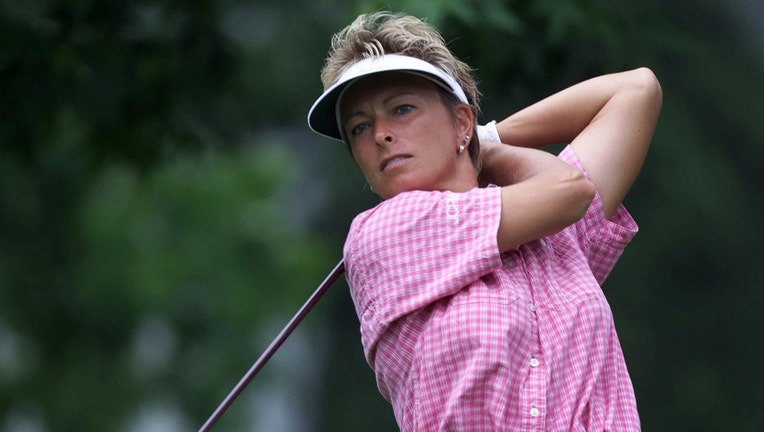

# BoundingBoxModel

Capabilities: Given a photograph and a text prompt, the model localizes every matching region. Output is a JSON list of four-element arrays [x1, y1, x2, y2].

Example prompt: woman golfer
[[308, 11, 662, 431]]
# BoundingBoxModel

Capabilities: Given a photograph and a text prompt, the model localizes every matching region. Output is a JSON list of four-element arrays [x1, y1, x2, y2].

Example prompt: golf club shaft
[[199, 259, 346, 432]]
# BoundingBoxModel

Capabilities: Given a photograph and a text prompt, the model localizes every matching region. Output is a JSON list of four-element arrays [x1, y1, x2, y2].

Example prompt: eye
[[395, 104, 414, 115], [350, 122, 370, 137]]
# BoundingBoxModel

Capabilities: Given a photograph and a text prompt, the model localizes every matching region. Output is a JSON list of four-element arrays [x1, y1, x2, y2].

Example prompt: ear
[[453, 103, 474, 139]]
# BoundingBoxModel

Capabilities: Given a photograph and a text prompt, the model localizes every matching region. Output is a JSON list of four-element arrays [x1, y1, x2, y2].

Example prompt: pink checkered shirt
[[344, 146, 640, 431]]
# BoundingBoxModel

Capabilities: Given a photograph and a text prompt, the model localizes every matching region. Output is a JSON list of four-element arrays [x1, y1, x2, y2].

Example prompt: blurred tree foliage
[[0, 0, 762, 431]]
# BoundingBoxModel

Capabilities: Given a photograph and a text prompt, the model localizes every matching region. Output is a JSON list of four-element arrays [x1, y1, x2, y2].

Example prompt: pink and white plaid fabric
[[344, 146, 640, 431]]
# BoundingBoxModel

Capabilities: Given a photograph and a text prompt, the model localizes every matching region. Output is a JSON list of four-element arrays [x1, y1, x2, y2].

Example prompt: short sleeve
[[344, 187, 503, 361], [558, 145, 639, 284]]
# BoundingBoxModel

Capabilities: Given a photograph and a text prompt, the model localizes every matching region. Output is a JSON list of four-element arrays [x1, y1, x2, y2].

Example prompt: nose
[[374, 117, 395, 146]]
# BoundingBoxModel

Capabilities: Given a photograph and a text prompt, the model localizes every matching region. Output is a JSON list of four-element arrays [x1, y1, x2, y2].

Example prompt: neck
[[443, 159, 480, 192]]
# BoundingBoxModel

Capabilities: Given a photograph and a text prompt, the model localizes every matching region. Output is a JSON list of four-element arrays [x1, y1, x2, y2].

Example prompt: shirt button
[[529, 302, 536, 312], [530, 407, 540, 417], [530, 358, 540, 367], [539, 239, 547, 247]]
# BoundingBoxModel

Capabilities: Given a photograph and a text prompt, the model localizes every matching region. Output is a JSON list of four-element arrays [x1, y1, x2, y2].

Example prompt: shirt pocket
[[542, 239, 604, 310]]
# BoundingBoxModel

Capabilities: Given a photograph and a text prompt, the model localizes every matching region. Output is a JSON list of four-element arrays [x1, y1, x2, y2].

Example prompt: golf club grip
[[199, 259, 346, 431]]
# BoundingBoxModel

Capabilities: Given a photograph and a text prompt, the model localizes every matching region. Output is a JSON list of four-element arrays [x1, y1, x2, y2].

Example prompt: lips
[[380, 154, 412, 172]]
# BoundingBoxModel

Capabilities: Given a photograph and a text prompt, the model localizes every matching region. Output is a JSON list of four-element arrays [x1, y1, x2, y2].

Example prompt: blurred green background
[[1, 0, 762, 431]]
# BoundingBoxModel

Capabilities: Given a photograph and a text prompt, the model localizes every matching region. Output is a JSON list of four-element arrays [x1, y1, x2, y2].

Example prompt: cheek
[[351, 147, 376, 177], [421, 112, 458, 145]]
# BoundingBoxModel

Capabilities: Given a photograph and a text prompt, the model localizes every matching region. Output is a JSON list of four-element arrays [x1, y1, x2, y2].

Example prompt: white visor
[[307, 54, 469, 141]]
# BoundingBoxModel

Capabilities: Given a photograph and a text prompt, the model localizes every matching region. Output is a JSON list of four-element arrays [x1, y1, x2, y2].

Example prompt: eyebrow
[[342, 91, 417, 129], [343, 111, 364, 129]]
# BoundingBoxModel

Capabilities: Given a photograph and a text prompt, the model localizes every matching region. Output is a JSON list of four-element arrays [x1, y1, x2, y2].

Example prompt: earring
[[458, 136, 469, 154]]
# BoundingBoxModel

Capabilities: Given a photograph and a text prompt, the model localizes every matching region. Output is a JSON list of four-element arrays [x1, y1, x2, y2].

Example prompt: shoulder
[[348, 190, 439, 234], [344, 187, 502, 268], [349, 187, 501, 238]]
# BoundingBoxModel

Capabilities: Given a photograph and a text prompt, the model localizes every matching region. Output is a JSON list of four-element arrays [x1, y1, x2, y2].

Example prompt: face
[[339, 73, 475, 200]]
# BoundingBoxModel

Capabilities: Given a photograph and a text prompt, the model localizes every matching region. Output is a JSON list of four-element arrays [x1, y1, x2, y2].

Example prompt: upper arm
[[569, 68, 662, 218], [490, 68, 662, 219], [344, 190, 505, 317]]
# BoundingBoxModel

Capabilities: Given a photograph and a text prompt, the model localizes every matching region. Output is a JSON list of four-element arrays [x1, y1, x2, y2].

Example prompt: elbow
[[578, 176, 597, 218], [632, 67, 663, 112], [560, 169, 596, 223]]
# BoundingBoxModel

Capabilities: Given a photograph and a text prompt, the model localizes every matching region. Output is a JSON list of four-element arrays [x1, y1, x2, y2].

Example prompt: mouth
[[380, 154, 412, 172]]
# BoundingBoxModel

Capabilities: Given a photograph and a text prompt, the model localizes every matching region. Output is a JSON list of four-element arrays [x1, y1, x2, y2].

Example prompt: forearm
[[483, 141, 596, 251], [494, 68, 659, 149], [479, 141, 572, 186]]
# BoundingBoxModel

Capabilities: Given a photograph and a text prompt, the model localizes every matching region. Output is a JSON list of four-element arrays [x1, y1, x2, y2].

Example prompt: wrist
[[476, 120, 501, 143]]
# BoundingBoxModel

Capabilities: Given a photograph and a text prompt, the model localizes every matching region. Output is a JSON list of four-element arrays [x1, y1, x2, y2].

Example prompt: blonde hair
[[320, 11, 482, 167]]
